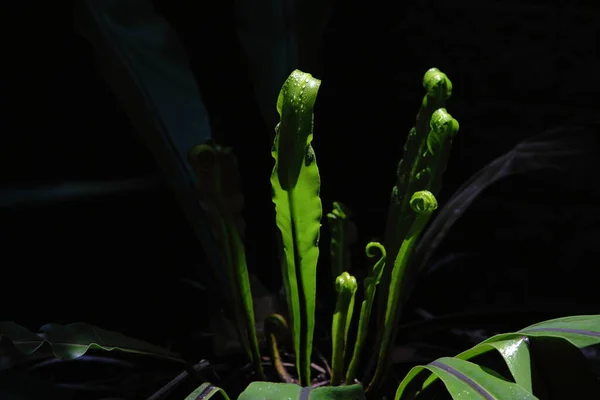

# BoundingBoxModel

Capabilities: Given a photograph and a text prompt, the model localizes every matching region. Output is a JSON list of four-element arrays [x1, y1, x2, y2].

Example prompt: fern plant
[[1, 68, 599, 400]]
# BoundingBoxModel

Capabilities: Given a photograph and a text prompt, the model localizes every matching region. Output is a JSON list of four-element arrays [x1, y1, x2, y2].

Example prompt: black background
[[2, 0, 599, 352]]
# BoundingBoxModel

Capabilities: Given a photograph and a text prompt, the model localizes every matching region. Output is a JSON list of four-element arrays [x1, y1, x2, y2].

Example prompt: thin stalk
[[264, 314, 294, 383], [345, 242, 386, 384], [367, 191, 437, 393], [330, 272, 358, 386]]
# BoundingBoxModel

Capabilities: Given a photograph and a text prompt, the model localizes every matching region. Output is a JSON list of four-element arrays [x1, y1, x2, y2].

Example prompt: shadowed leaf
[[0, 322, 184, 364]]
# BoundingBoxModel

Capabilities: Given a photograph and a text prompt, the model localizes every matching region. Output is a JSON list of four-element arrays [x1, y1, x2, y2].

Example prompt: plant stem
[[330, 272, 358, 386], [265, 314, 294, 383], [367, 191, 437, 393], [346, 242, 386, 384]]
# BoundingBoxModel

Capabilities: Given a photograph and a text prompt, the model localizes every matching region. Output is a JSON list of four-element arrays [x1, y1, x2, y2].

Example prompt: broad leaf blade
[[238, 382, 301, 400], [238, 382, 366, 400], [409, 332, 518, 367], [0, 322, 183, 364], [454, 337, 533, 393], [427, 358, 537, 400], [394, 366, 430, 400], [398, 315, 600, 399], [395, 358, 537, 400], [310, 384, 366, 399], [271, 70, 322, 385], [518, 315, 600, 348]]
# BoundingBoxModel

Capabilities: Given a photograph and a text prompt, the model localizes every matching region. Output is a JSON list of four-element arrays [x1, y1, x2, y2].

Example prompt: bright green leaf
[[395, 357, 537, 400], [518, 314, 600, 348], [271, 69, 322, 385], [238, 382, 366, 400], [455, 337, 533, 392], [395, 315, 600, 399]]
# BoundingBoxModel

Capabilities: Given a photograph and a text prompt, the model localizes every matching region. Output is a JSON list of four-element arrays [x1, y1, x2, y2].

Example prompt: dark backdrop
[[1, 1, 599, 347]]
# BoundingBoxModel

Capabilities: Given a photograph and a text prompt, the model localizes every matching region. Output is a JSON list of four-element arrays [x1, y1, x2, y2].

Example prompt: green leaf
[[0, 322, 184, 364], [310, 384, 366, 400], [238, 382, 301, 400], [395, 315, 600, 399], [518, 314, 600, 348], [271, 69, 322, 385], [395, 358, 537, 400], [454, 337, 533, 392], [238, 382, 366, 400], [185, 382, 231, 400]]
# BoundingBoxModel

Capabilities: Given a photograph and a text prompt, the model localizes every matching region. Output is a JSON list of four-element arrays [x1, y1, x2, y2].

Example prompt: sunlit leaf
[[395, 357, 536, 400], [270, 69, 322, 385], [238, 382, 366, 400], [395, 315, 600, 399]]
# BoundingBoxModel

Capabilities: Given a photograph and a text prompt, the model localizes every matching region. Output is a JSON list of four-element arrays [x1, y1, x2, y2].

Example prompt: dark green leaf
[[0, 322, 184, 364], [395, 357, 536, 400]]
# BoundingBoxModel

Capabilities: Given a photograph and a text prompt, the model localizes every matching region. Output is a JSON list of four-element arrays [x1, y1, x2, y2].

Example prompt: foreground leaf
[[395, 315, 600, 399], [238, 382, 366, 400], [0, 322, 184, 364], [271, 69, 322, 385], [395, 357, 537, 400], [455, 337, 533, 392], [518, 314, 600, 347]]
